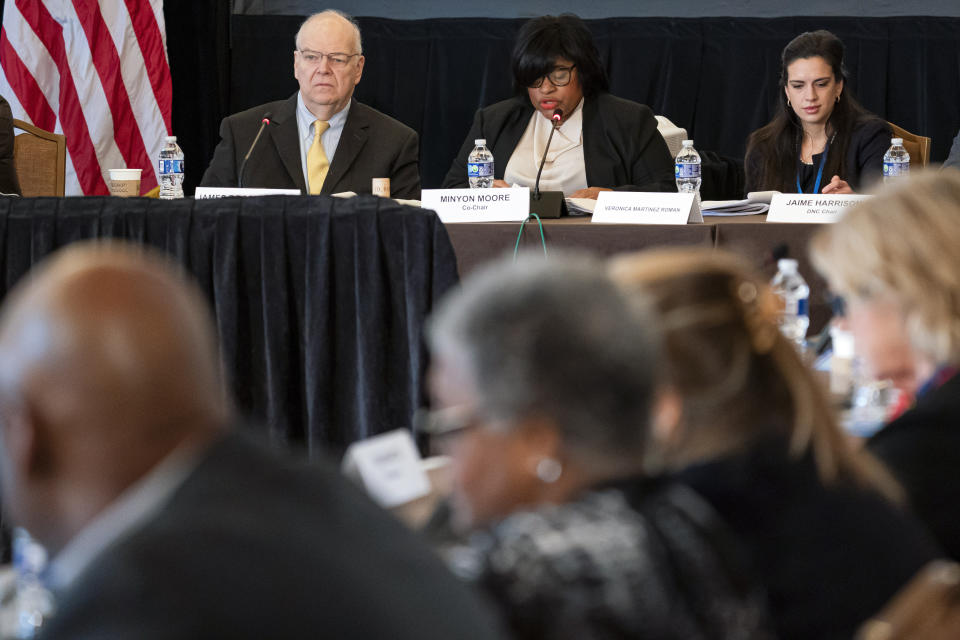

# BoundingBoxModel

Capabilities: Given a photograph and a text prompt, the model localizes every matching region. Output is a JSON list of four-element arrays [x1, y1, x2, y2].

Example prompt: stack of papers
[[700, 199, 769, 216], [565, 197, 596, 215]]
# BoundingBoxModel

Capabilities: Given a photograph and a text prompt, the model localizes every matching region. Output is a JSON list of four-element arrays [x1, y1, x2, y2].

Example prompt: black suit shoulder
[[41, 431, 503, 639], [0, 95, 21, 196], [847, 116, 891, 190], [868, 374, 960, 560]]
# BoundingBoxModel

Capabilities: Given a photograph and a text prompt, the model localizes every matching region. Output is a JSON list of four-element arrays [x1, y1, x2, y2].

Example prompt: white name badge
[[341, 429, 430, 508], [194, 187, 301, 199], [421, 187, 529, 223], [767, 193, 871, 223], [591, 192, 702, 224]]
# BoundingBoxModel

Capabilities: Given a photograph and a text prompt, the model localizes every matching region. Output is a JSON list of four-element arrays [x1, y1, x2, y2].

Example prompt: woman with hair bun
[[611, 248, 941, 640]]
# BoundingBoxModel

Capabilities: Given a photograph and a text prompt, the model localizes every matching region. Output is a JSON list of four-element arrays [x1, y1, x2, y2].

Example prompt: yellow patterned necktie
[[307, 119, 330, 194]]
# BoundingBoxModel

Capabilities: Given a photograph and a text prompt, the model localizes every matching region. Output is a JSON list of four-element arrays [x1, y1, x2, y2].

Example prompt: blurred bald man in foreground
[[0, 243, 502, 639]]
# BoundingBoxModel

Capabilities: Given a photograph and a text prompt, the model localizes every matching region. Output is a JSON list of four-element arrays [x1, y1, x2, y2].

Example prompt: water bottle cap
[[165, 135, 177, 143], [777, 258, 798, 272], [682, 139, 693, 147], [891, 138, 903, 145], [474, 139, 486, 146]]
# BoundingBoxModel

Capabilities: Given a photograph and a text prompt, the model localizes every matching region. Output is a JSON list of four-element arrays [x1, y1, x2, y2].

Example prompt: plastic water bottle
[[771, 258, 810, 349], [467, 139, 494, 189], [12, 529, 53, 639], [882, 138, 910, 184], [675, 139, 701, 194], [158, 135, 185, 199]]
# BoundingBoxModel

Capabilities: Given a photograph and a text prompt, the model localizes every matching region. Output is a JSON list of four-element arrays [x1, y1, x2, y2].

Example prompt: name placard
[[421, 187, 529, 223], [341, 429, 430, 508], [767, 193, 871, 223], [194, 187, 301, 199], [591, 192, 702, 224]]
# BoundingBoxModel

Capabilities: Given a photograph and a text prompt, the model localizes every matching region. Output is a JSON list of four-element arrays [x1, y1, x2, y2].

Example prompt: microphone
[[238, 112, 272, 188], [533, 108, 563, 200]]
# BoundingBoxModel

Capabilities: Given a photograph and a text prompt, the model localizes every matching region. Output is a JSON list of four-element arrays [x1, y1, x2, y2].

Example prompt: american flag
[[0, 0, 172, 195]]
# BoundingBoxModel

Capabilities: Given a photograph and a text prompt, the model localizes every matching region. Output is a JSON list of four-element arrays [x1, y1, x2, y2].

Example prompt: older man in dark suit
[[0, 242, 501, 639], [200, 10, 420, 199]]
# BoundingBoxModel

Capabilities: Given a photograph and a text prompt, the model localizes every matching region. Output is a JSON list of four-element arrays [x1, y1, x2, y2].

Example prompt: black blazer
[[442, 93, 675, 192], [677, 437, 941, 640], [200, 94, 421, 199], [744, 118, 891, 194], [39, 431, 504, 639], [0, 95, 20, 196], [869, 372, 960, 561]]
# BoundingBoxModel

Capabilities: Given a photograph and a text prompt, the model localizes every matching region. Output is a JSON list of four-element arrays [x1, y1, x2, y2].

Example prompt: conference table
[[445, 215, 830, 333], [0, 195, 830, 454]]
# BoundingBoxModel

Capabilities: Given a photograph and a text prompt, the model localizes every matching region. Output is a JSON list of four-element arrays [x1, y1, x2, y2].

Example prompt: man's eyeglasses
[[528, 65, 576, 89], [296, 49, 361, 69], [414, 406, 480, 437]]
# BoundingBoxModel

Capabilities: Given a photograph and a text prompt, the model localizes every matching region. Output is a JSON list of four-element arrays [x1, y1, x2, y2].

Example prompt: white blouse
[[504, 98, 587, 196]]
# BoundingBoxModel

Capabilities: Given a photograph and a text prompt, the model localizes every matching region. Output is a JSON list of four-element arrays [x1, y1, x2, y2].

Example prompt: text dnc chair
[[13, 119, 66, 196]]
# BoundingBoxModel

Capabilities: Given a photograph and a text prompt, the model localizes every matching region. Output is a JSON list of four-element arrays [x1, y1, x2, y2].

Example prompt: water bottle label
[[159, 159, 184, 175], [467, 161, 493, 178], [783, 297, 809, 317], [883, 161, 909, 177], [675, 162, 701, 179]]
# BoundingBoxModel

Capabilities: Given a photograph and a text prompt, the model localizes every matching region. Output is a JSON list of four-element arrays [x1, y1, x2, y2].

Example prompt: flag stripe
[[99, 1, 165, 190], [16, 0, 108, 195], [1, 1, 171, 195], [125, 0, 171, 132], [0, 26, 56, 131], [71, 0, 154, 189]]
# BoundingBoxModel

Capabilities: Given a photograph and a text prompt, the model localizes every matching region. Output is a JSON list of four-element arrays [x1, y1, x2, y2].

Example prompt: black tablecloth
[[0, 195, 458, 455]]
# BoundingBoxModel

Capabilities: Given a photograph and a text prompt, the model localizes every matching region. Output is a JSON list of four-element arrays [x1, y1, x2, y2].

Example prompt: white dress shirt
[[504, 98, 587, 196]]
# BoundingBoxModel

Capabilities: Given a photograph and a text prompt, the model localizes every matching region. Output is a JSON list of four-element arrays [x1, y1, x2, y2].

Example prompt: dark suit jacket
[[0, 95, 21, 196], [869, 372, 960, 561], [39, 431, 503, 639], [442, 93, 675, 192], [201, 94, 421, 199], [944, 129, 960, 171]]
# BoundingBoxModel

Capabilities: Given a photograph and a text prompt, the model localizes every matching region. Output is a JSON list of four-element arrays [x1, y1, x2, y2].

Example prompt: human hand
[[492, 180, 511, 188], [821, 175, 854, 194], [569, 187, 613, 200]]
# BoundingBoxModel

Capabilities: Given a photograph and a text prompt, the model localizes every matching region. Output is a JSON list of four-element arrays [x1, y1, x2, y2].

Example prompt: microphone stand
[[238, 113, 271, 189], [529, 109, 567, 218]]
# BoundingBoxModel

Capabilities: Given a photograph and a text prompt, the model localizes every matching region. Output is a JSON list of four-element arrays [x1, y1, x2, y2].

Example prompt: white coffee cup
[[108, 168, 142, 197]]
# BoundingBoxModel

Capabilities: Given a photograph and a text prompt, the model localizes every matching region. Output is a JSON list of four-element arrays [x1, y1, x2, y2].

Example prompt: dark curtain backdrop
[[0, 195, 458, 456], [214, 15, 960, 194]]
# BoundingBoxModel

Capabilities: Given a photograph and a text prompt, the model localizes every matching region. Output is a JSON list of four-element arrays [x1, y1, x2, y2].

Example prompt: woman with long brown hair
[[611, 248, 940, 640], [744, 30, 889, 195]]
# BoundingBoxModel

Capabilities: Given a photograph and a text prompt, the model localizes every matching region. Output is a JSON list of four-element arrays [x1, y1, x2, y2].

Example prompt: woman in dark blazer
[[442, 15, 675, 198], [744, 30, 890, 195], [812, 169, 960, 562]]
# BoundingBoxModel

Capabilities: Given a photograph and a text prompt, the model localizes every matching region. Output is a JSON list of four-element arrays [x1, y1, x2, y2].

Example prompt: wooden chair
[[888, 122, 931, 168], [13, 119, 66, 196], [856, 560, 960, 640]]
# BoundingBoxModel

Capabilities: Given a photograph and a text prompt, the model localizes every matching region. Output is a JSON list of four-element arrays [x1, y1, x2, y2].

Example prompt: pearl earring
[[535, 458, 563, 484]]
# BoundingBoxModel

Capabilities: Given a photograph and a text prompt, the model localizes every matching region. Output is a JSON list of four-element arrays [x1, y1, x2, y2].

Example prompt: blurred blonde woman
[[811, 168, 960, 561], [610, 248, 940, 640]]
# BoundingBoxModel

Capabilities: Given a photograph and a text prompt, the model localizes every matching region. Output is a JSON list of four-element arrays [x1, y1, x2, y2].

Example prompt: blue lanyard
[[797, 139, 830, 194]]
